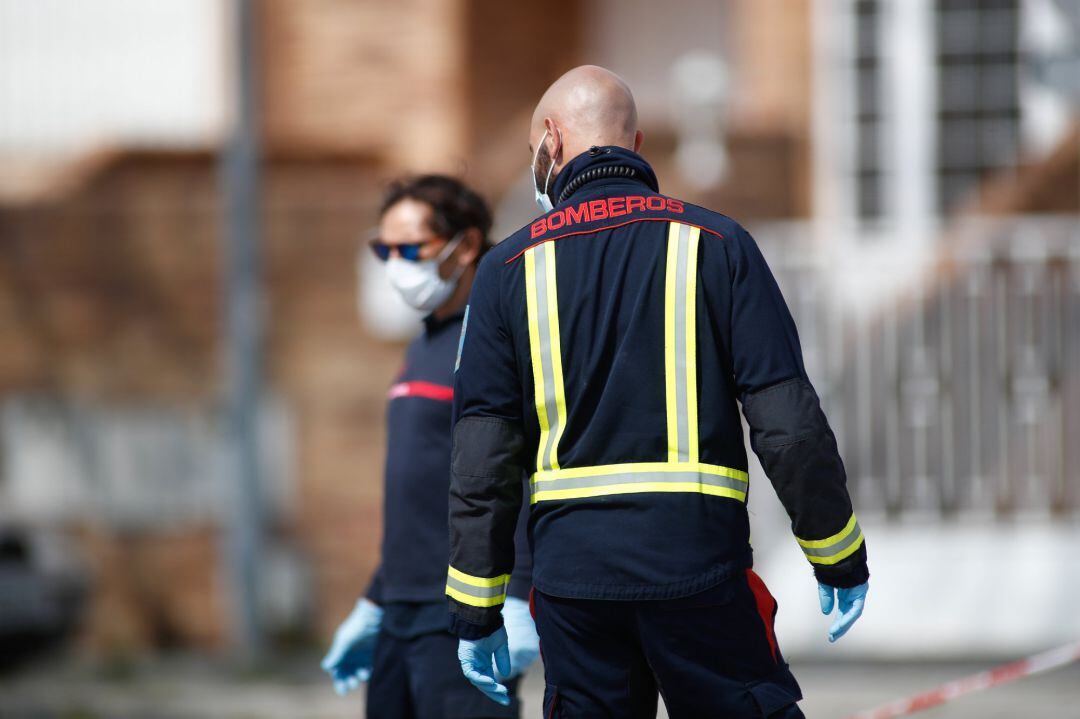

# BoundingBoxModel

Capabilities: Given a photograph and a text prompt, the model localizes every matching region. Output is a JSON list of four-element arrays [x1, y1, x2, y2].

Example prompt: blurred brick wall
[[74, 524, 227, 652], [258, 0, 586, 196], [0, 153, 220, 398], [0, 151, 400, 650], [260, 0, 467, 172], [460, 0, 583, 196], [729, 0, 812, 136]]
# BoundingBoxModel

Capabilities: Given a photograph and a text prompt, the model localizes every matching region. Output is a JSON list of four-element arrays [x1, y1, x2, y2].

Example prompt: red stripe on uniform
[[745, 568, 779, 663], [387, 381, 454, 402]]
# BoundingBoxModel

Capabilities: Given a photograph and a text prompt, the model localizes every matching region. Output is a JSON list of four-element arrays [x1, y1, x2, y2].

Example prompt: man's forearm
[[742, 377, 869, 587], [446, 415, 527, 637]]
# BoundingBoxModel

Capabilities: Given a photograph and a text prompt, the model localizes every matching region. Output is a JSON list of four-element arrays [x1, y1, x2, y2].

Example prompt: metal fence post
[[220, 0, 264, 657]]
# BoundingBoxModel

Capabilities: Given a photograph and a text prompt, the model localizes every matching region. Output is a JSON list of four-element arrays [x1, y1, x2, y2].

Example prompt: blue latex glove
[[458, 626, 512, 706], [818, 581, 868, 643], [499, 596, 540, 679], [321, 598, 384, 696]]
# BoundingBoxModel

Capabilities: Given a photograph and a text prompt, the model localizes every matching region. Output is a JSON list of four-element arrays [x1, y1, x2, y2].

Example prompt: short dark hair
[[380, 175, 493, 254]]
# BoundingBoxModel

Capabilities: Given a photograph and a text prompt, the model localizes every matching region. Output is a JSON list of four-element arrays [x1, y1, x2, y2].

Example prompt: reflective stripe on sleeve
[[525, 242, 567, 473], [445, 566, 510, 607], [796, 514, 865, 565], [531, 461, 748, 504]]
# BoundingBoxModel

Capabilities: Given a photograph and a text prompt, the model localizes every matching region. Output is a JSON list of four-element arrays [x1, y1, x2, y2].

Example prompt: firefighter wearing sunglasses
[[322, 175, 537, 718]]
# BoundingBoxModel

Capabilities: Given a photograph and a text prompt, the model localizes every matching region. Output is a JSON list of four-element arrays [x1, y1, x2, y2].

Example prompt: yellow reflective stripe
[[445, 567, 510, 608], [684, 226, 700, 463], [665, 222, 700, 463], [447, 566, 511, 588], [664, 223, 681, 462], [543, 242, 567, 470], [530, 461, 749, 504], [524, 249, 550, 472], [805, 533, 865, 565], [445, 585, 507, 608], [525, 243, 566, 473], [533, 482, 746, 504], [796, 514, 865, 566], [796, 513, 858, 549], [532, 461, 748, 483]]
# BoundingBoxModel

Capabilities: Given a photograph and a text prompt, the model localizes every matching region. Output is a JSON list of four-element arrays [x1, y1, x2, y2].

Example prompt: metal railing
[[758, 216, 1080, 518]]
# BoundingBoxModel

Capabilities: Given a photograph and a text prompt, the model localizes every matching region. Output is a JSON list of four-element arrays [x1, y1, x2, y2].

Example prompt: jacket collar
[[549, 146, 660, 207], [423, 308, 465, 336]]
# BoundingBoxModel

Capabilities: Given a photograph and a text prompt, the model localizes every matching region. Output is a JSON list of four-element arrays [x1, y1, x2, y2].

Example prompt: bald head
[[530, 66, 643, 178]]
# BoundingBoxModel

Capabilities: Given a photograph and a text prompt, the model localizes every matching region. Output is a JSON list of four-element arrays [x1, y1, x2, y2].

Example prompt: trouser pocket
[[745, 663, 804, 718]]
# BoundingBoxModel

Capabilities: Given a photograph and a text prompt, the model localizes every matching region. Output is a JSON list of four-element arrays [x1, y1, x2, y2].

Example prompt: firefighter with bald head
[[447, 66, 869, 717]]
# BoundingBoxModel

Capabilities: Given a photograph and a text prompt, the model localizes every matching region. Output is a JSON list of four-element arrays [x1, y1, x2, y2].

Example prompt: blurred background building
[[0, 0, 1078, 713]]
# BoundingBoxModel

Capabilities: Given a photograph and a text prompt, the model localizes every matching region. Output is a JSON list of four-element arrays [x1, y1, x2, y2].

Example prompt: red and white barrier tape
[[845, 641, 1080, 719]]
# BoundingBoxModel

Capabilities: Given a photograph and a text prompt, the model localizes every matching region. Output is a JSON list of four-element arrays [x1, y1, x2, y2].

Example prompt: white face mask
[[385, 233, 466, 313], [531, 129, 558, 213]]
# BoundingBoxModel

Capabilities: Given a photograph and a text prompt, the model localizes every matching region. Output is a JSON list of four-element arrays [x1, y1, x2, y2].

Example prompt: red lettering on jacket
[[530, 195, 687, 239], [565, 202, 589, 225], [589, 199, 609, 221]]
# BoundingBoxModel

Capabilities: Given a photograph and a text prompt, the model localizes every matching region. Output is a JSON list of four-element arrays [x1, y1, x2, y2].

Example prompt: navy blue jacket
[[366, 311, 531, 625], [446, 147, 868, 638]]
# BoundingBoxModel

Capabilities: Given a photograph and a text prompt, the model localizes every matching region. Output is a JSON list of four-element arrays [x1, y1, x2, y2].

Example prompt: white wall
[[0, 0, 225, 159]]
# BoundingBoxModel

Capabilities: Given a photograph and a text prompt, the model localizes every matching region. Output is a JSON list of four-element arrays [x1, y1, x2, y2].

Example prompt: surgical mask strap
[[532, 128, 560, 212], [436, 232, 468, 284], [532, 130, 549, 175], [435, 231, 465, 264], [542, 146, 556, 197]]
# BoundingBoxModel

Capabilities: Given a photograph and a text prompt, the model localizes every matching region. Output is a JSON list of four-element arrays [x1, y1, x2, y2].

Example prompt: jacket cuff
[[447, 598, 504, 639], [365, 566, 385, 604], [812, 543, 869, 588], [507, 574, 532, 601]]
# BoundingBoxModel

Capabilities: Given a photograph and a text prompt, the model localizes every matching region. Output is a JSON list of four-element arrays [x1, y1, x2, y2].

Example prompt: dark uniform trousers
[[533, 571, 803, 719], [368, 629, 521, 719]]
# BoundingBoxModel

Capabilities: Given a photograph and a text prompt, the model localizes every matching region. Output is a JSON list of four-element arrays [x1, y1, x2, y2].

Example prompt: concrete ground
[[1, 654, 1078, 718]]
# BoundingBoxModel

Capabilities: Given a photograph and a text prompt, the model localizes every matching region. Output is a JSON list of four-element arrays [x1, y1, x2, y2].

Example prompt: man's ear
[[634, 130, 644, 153], [544, 118, 563, 165], [458, 228, 483, 267]]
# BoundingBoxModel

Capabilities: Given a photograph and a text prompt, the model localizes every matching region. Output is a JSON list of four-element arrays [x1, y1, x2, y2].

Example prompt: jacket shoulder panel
[[488, 220, 541, 267], [675, 200, 748, 242]]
